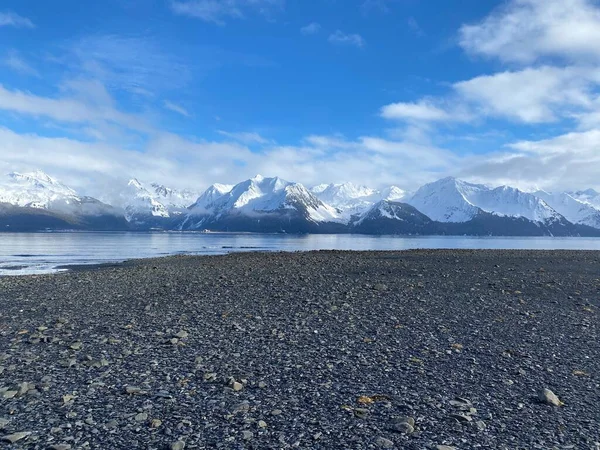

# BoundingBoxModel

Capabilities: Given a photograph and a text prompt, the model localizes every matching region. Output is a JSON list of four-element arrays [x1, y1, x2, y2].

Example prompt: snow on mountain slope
[[0, 170, 79, 208], [407, 177, 483, 222], [470, 186, 562, 223], [408, 177, 563, 223], [0, 170, 121, 220], [311, 182, 407, 220], [189, 183, 234, 212], [111, 179, 170, 219], [195, 175, 341, 223], [535, 190, 600, 229], [151, 183, 199, 209], [569, 189, 600, 209]]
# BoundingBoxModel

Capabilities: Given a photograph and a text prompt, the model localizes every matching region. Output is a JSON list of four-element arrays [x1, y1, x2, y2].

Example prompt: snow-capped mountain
[[151, 183, 199, 209], [0, 170, 78, 209], [408, 177, 563, 224], [407, 177, 484, 222], [108, 179, 198, 223], [185, 175, 341, 231], [189, 183, 234, 212], [1, 169, 599, 236], [0, 170, 127, 230], [534, 190, 600, 229], [311, 182, 407, 219], [570, 189, 600, 209]]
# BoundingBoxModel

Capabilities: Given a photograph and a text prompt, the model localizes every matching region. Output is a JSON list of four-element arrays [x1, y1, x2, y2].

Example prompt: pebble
[[232, 381, 243, 391], [539, 388, 563, 406], [175, 330, 189, 339], [258, 420, 267, 428], [271, 409, 283, 416], [375, 436, 394, 448], [2, 390, 17, 399], [0, 418, 9, 429], [354, 408, 369, 419], [374, 283, 388, 291], [50, 445, 72, 450], [391, 421, 414, 434], [135, 412, 149, 422], [171, 441, 185, 450], [151, 419, 162, 428], [125, 386, 144, 395], [436, 446, 457, 450], [2, 432, 32, 443], [242, 430, 253, 440]]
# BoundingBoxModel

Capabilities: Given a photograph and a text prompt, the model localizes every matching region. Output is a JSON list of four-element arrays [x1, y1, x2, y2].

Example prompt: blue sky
[[1, 0, 599, 194]]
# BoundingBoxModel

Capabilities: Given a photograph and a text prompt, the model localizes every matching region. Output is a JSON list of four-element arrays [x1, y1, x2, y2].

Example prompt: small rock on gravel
[[171, 441, 185, 450], [375, 436, 394, 448], [539, 388, 563, 406], [2, 432, 32, 443]]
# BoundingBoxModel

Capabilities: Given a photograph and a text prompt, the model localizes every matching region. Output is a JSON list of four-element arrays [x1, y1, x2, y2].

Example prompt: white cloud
[[170, 0, 284, 25], [3, 51, 39, 77], [454, 66, 598, 123], [0, 83, 148, 132], [460, 0, 600, 63], [300, 22, 321, 35], [328, 30, 366, 49], [164, 101, 190, 117], [218, 130, 270, 144], [457, 130, 600, 191], [381, 100, 454, 122], [0, 11, 34, 28]]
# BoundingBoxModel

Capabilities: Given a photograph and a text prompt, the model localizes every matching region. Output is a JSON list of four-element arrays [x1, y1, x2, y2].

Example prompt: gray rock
[[393, 416, 415, 427], [354, 408, 369, 419], [391, 421, 414, 434], [50, 444, 72, 450], [375, 436, 394, 448], [271, 409, 283, 416], [174, 330, 188, 339], [436, 446, 457, 450], [539, 388, 563, 406], [0, 418, 9, 430], [242, 430, 253, 440], [2, 432, 32, 443], [171, 441, 185, 450], [134, 412, 148, 422]]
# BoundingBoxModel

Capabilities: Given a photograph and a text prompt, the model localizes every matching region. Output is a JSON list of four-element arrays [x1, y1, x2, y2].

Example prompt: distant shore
[[0, 250, 598, 449]]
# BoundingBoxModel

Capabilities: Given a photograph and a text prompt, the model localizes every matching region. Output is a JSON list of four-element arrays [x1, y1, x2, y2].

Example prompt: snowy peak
[[408, 178, 563, 224], [535, 190, 600, 229], [191, 176, 340, 223], [312, 182, 377, 207], [190, 183, 234, 211], [408, 177, 483, 222], [0, 170, 79, 209], [310, 182, 407, 220], [570, 189, 600, 209]]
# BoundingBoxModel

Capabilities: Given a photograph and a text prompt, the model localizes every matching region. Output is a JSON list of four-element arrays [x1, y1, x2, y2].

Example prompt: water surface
[[2, 232, 600, 276]]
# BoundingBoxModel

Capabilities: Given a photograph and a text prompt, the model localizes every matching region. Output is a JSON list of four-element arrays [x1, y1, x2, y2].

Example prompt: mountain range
[[1, 170, 600, 236]]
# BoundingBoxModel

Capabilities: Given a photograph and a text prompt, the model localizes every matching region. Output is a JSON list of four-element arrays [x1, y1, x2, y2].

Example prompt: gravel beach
[[0, 250, 599, 449]]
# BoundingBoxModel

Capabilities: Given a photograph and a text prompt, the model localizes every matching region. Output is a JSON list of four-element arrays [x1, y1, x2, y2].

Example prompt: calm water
[[2, 232, 600, 276]]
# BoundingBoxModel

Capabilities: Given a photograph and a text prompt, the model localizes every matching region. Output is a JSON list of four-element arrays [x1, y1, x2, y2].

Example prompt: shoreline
[[0, 250, 598, 448]]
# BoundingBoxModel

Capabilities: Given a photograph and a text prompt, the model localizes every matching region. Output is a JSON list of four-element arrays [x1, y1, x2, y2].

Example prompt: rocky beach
[[0, 250, 599, 449]]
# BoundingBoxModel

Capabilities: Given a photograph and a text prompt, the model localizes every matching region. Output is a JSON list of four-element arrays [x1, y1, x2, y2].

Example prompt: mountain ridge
[[1, 170, 599, 236]]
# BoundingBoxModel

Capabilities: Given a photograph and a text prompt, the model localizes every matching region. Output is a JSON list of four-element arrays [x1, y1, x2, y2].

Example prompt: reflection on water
[[1, 231, 600, 276]]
